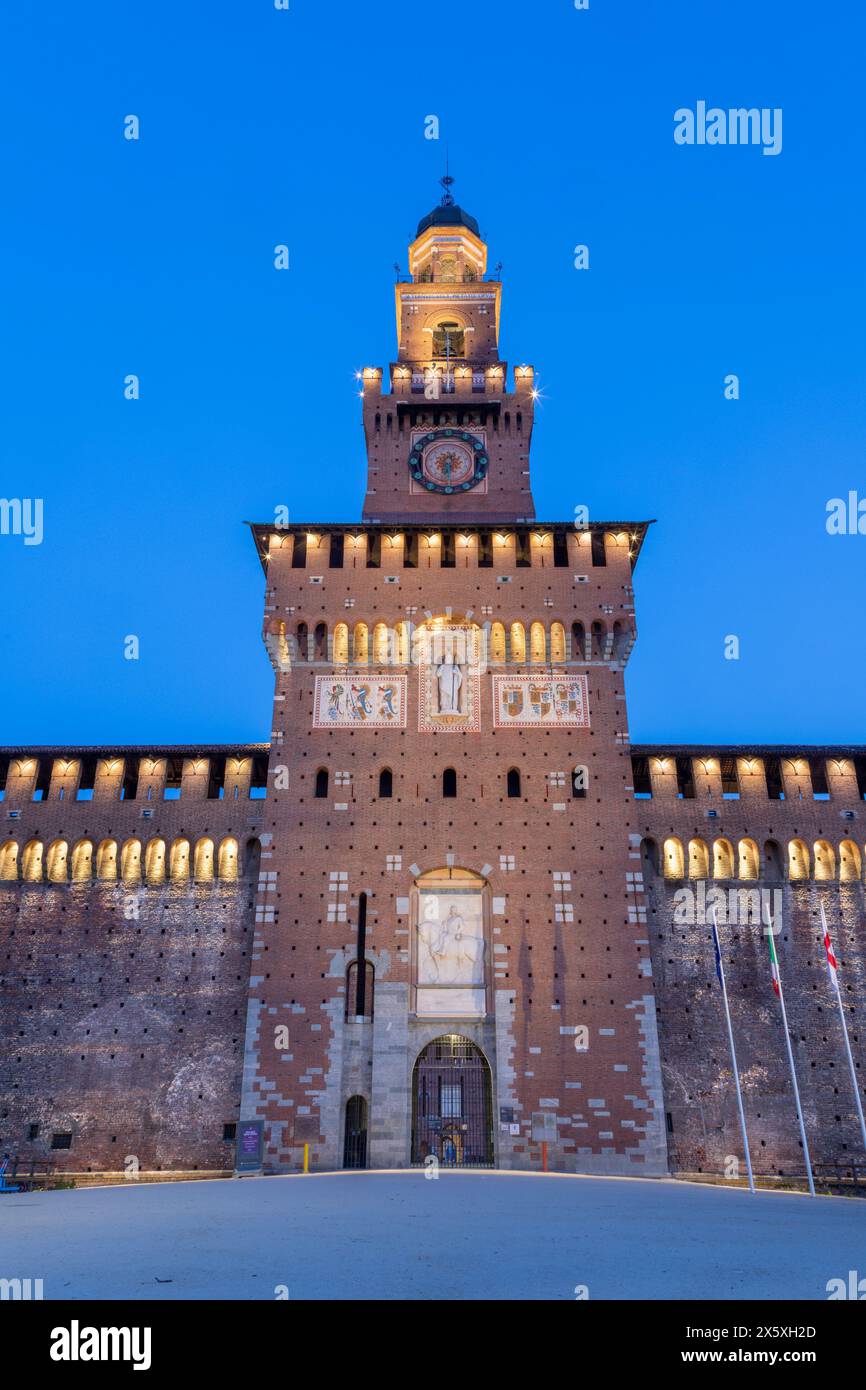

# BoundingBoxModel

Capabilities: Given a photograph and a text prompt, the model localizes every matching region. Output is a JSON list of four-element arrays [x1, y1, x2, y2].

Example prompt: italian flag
[[767, 927, 781, 997]]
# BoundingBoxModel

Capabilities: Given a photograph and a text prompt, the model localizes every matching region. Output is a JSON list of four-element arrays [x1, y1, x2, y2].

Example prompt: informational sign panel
[[531, 1111, 558, 1143], [235, 1120, 264, 1174]]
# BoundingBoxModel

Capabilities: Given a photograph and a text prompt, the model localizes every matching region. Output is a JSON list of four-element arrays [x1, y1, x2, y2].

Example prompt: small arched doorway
[[411, 1035, 493, 1168], [343, 1095, 368, 1169]]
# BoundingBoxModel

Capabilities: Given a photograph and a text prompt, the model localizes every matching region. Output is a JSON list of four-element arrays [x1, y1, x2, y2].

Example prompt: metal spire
[[440, 151, 455, 206]]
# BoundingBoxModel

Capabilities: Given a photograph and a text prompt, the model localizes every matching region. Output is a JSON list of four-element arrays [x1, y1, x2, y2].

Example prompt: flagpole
[[820, 901, 866, 1154], [765, 903, 816, 1197], [711, 907, 755, 1193]]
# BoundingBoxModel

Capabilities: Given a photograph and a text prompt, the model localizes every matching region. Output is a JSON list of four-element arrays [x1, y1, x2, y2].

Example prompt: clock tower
[[242, 181, 667, 1180], [361, 177, 537, 525]]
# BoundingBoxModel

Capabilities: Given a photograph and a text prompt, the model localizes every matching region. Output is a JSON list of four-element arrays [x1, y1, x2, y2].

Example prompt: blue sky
[[1, 1, 864, 746]]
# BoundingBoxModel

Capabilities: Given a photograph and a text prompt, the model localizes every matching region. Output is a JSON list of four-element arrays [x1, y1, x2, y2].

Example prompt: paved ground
[[2, 1171, 864, 1300]]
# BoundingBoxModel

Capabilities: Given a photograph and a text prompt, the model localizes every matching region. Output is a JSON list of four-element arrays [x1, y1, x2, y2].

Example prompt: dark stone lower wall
[[4, 865, 864, 1182], [647, 876, 866, 1178], [0, 880, 253, 1172]]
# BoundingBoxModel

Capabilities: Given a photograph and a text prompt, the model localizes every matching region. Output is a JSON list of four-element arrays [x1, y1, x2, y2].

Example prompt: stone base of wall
[[647, 877, 866, 1178]]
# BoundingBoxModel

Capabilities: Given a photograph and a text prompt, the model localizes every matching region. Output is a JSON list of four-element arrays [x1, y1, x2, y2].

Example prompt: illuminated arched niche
[[0, 840, 19, 881], [488, 622, 506, 664], [333, 622, 349, 665], [412, 866, 489, 1020]]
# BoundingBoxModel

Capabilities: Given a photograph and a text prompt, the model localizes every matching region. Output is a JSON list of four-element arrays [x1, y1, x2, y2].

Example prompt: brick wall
[[0, 750, 262, 1172], [637, 751, 866, 1178], [239, 522, 669, 1177]]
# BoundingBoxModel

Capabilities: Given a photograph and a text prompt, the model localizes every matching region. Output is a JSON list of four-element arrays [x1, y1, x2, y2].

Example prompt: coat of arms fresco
[[313, 674, 407, 729], [491, 673, 590, 728]]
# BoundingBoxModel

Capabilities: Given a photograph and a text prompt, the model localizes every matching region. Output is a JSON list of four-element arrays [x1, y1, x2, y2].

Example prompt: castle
[[2, 186, 864, 1181]]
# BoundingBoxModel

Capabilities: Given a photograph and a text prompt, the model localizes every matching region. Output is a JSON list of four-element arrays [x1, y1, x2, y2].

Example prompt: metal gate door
[[343, 1095, 368, 1169], [411, 1035, 493, 1167]]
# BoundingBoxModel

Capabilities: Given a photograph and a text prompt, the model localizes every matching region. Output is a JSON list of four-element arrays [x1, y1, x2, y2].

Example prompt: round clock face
[[408, 430, 489, 494]]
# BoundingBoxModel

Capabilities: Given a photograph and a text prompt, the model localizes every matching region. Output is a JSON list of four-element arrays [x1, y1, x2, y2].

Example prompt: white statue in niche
[[435, 656, 464, 715]]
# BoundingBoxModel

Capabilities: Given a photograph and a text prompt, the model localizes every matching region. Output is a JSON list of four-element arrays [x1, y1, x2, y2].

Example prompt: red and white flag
[[822, 908, 840, 993]]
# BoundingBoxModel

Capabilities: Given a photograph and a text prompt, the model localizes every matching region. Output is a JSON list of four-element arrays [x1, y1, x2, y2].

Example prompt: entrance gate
[[411, 1035, 493, 1167]]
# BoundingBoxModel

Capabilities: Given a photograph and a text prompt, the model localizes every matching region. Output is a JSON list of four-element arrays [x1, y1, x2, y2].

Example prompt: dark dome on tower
[[416, 201, 481, 239], [416, 174, 481, 239]]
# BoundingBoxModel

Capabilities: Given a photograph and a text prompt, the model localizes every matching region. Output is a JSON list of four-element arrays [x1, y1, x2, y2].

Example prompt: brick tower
[[241, 182, 668, 1175]]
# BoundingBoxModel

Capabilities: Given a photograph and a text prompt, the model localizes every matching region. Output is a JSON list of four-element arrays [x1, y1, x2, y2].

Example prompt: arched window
[[96, 839, 117, 880], [333, 622, 349, 664], [194, 837, 215, 882], [373, 622, 390, 664], [663, 836, 684, 880], [395, 621, 411, 664], [509, 622, 526, 663], [572, 621, 586, 659], [244, 837, 262, 881], [442, 767, 457, 798], [738, 838, 759, 881], [506, 767, 521, 798], [145, 838, 167, 884], [839, 840, 862, 882], [529, 621, 546, 663], [345, 960, 375, 1021], [314, 622, 328, 661], [46, 839, 69, 883], [688, 838, 709, 879], [0, 840, 19, 881], [170, 838, 190, 882], [22, 840, 43, 882], [70, 840, 93, 883], [713, 838, 735, 880], [315, 768, 329, 798], [218, 836, 239, 881], [120, 838, 142, 883], [814, 840, 835, 881], [489, 622, 506, 664], [591, 620, 606, 659], [788, 838, 810, 881], [612, 620, 629, 660], [764, 839, 784, 880], [353, 622, 369, 664], [640, 837, 660, 877], [550, 621, 566, 663], [378, 768, 393, 798], [296, 621, 308, 661]]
